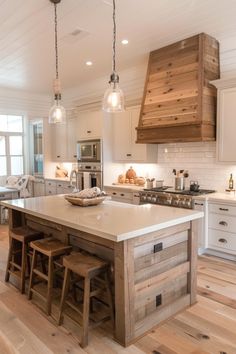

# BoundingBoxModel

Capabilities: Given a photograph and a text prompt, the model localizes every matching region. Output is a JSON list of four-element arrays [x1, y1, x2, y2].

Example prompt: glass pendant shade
[[48, 0, 66, 124], [103, 82, 124, 112], [49, 99, 66, 124]]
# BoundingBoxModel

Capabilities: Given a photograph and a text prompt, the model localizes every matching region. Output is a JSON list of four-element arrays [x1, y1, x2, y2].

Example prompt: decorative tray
[[64, 195, 106, 207]]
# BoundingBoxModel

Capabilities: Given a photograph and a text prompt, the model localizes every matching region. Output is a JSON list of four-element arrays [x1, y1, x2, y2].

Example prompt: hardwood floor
[[0, 224, 236, 354]]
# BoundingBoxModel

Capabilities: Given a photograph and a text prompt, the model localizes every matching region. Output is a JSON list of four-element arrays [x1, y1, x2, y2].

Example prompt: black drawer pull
[[156, 294, 162, 307], [87, 130, 91, 133], [126, 153, 132, 157], [73, 155, 77, 158], [219, 221, 228, 226], [154, 243, 163, 253], [57, 155, 60, 158], [218, 238, 227, 244], [112, 192, 117, 195], [219, 208, 229, 211], [120, 193, 125, 196], [194, 203, 204, 206]]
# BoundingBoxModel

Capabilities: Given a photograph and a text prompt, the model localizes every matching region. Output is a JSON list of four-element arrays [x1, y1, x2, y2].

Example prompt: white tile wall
[[156, 141, 236, 191]]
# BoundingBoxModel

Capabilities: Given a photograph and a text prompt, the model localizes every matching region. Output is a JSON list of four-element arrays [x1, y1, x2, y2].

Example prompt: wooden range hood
[[136, 33, 220, 144]]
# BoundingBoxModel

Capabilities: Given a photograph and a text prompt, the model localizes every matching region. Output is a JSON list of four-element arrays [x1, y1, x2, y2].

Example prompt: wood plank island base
[[1, 195, 203, 347]]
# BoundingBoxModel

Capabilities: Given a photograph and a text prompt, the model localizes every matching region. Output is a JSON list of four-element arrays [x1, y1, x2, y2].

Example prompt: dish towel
[[83, 172, 90, 189]]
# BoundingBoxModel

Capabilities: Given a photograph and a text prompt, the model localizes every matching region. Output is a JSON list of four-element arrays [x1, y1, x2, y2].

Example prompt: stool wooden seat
[[28, 237, 71, 316], [5, 226, 44, 294], [58, 252, 114, 348]]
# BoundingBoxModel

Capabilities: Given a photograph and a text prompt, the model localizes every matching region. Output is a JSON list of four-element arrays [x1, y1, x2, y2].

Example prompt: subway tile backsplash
[[156, 141, 236, 191]]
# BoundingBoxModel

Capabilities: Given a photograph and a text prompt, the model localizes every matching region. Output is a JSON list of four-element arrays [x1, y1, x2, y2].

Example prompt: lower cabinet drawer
[[63, 185, 74, 194], [209, 213, 236, 233], [45, 187, 57, 195], [208, 228, 236, 254], [209, 202, 236, 217]]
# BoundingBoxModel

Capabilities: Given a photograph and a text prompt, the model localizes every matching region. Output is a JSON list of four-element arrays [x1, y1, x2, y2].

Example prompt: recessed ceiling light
[[121, 39, 129, 45], [86, 61, 93, 66]]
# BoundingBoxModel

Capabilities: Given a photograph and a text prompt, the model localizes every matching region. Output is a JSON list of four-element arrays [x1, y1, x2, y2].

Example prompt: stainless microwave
[[77, 139, 101, 162]]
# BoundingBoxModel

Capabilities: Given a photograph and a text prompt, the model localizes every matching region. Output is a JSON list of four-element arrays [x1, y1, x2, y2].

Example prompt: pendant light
[[102, 0, 124, 112], [49, 0, 66, 124]]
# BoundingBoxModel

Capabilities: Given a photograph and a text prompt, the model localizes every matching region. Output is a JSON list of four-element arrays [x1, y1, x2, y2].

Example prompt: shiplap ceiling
[[0, 0, 236, 94]]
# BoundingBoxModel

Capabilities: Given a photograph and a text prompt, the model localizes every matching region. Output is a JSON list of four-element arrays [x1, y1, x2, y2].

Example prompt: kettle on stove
[[190, 180, 200, 192]]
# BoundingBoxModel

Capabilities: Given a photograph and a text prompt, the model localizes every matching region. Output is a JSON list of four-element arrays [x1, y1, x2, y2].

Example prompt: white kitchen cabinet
[[77, 110, 102, 140], [211, 79, 236, 162], [67, 118, 78, 161], [33, 180, 45, 197], [112, 106, 157, 162], [104, 185, 143, 204], [56, 181, 74, 194], [193, 199, 207, 252], [45, 180, 57, 195], [208, 200, 236, 255], [51, 124, 68, 162]]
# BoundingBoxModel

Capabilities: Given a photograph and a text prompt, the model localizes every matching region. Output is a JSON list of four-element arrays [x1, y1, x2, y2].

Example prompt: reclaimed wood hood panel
[[136, 33, 220, 144]]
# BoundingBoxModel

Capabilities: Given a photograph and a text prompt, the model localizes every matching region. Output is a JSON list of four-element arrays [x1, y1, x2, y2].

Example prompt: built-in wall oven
[[77, 139, 101, 162], [70, 162, 102, 190]]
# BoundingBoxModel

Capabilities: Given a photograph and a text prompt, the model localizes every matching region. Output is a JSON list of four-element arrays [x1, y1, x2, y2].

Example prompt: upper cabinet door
[[51, 124, 68, 162], [67, 118, 78, 161], [130, 107, 148, 161], [217, 87, 236, 162], [77, 111, 102, 140], [113, 110, 132, 161], [112, 106, 158, 162]]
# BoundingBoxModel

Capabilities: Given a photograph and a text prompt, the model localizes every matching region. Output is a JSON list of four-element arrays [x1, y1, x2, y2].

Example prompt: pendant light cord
[[112, 0, 116, 74], [54, 3, 59, 79]]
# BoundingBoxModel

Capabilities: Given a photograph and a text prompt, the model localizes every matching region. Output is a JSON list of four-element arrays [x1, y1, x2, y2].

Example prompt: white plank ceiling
[[0, 0, 235, 94]]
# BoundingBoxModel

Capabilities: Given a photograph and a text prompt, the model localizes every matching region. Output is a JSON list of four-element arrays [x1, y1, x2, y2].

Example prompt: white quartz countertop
[[195, 191, 236, 205], [1, 195, 203, 242], [0, 187, 18, 193], [45, 177, 70, 182], [104, 184, 145, 192]]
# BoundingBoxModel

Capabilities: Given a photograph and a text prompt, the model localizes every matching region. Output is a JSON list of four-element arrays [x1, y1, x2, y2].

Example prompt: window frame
[[0, 115, 25, 176]]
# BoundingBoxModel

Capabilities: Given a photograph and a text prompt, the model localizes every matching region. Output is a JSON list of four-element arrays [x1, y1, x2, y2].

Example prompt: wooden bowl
[[64, 195, 106, 207]]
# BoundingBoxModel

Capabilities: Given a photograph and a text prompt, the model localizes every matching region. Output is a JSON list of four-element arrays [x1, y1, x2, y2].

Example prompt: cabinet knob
[[219, 207, 229, 211], [126, 153, 132, 157], [73, 155, 77, 158], [218, 238, 227, 244], [112, 192, 117, 195], [120, 193, 125, 196], [87, 130, 91, 134], [57, 155, 60, 158], [219, 221, 228, 226]]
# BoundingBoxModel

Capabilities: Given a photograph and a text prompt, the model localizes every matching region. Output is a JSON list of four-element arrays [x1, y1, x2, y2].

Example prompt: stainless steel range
[[139, 187, 215, 209]]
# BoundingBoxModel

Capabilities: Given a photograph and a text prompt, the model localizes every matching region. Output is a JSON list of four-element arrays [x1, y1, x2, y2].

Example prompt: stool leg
[[40, 253, 47, 274], [47, 256, 54, 316], [58, 267, 71, 325], [28, 249, 37, 300], [81, 277, 90, 348], [104, 271, 114, 325], [20, 242, 27, 294], [5, 237, 13, 282]]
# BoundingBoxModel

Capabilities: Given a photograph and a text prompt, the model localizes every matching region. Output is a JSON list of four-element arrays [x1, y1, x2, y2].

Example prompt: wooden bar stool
[[58, 252, 114, 348], [28, 237, 72, 316], [5, 226, 44, 294]]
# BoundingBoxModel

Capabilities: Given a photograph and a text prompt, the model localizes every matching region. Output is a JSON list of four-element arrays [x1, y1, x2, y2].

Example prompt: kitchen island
[[1, 195, 203, 346]]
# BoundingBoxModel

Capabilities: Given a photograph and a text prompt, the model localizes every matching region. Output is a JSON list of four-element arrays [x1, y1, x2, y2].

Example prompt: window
[[0, 115, 24, 176]]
